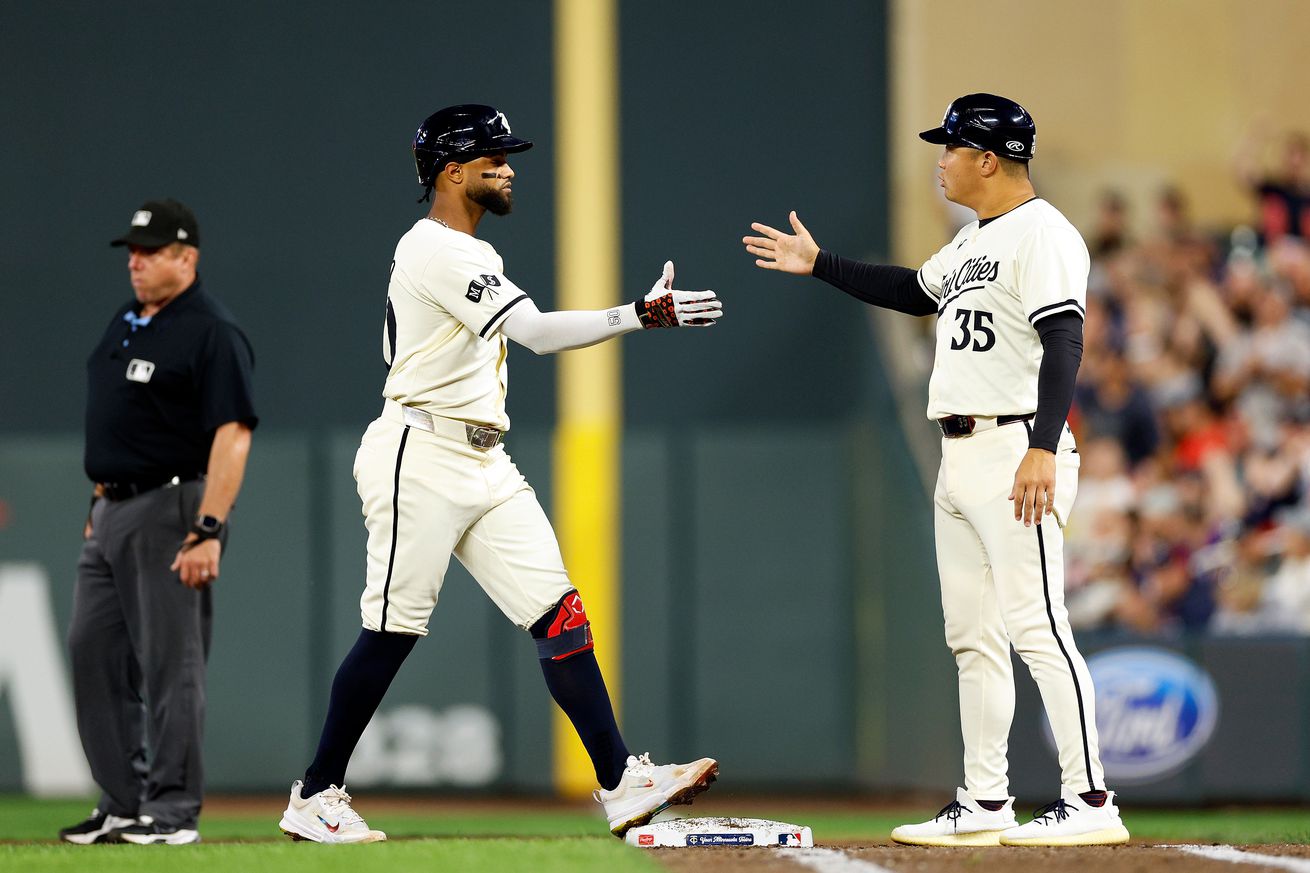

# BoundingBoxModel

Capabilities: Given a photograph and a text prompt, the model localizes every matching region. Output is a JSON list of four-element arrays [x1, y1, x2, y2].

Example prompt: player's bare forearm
[[1009, 448, 1056, 527]]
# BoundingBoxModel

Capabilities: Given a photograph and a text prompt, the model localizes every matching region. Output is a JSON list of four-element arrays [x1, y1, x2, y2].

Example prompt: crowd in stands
[[1062, 132, 1310, 635]]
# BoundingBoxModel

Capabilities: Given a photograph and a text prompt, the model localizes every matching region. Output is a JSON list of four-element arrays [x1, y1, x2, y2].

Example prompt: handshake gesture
[[636, 261, 723, 329]]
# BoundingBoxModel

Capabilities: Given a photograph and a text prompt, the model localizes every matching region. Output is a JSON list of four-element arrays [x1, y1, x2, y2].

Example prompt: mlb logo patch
[[125, 359, 155, 383]]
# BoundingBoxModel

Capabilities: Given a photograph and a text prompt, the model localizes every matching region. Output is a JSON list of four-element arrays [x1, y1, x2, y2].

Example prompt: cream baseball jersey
[[382, 219, 530, 430], [915, 198, 1089, 420]]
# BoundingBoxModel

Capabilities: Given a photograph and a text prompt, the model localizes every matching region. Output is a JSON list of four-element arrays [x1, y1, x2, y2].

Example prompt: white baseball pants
[[933, 419, 1106, 798], [353, 405, 573, 635]]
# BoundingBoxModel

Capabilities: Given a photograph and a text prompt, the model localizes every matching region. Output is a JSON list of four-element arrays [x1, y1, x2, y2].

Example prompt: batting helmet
[[413, 104, 533, 187], [919, 93, 1036, 161]]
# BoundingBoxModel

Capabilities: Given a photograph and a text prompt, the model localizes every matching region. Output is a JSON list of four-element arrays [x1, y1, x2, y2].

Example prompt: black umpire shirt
[[84, 278, 258, 484]]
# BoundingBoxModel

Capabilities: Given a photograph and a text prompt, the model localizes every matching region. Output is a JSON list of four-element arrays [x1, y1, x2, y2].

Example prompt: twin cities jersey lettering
[[382, 220, 530, 430], [915, 198, 1089, 420]]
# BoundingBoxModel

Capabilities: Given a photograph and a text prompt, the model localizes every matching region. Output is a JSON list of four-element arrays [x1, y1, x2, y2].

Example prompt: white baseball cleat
[[279, 781, 387, 844], [594, 753, 719, 837], [890, 787, 1018, 847], [1000, 787, 1130, 846]]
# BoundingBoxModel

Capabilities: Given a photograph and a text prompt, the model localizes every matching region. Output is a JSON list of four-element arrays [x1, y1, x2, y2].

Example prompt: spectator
[[1075, 352, 1160, 464], [1090, 190, 1131, 259], [1237, 130, 1310, 244]]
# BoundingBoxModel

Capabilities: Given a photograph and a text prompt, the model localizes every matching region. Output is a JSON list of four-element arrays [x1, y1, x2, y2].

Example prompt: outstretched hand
[[742, 211, 821, 275], [637, 260, 723, 328]]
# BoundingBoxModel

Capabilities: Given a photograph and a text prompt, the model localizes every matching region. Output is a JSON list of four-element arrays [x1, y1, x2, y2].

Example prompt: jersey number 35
[[949, 308, 996, 352]]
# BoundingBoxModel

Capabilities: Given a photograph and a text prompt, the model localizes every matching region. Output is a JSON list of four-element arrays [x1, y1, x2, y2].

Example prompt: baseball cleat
[[1000, 787, 1129, 846], [890, 787, 1017, 847], [279, 781, 387, 844], [115, 815, 200, 845], [58, 808, 137, 844], [594, 753, 719, 837]]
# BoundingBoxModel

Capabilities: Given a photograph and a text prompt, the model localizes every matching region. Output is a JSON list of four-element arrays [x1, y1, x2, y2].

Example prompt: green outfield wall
[[0, 424, 919, 794]]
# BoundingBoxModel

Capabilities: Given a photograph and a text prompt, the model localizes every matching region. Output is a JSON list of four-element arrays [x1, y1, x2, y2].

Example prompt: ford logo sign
[[1044, 647, 1219, 783]]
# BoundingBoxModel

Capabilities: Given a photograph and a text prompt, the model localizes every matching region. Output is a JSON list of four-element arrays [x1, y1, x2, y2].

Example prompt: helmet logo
[[1006, 140, 1024, 151]]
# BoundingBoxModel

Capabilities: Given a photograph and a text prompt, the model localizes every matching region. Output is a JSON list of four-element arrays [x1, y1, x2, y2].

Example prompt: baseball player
[[278, 104, 720, 843], [743, 94, 1129, 847]]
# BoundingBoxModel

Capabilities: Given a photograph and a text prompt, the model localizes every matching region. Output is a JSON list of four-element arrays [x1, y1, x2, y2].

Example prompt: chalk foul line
[[1167, 844, 1310, 872]]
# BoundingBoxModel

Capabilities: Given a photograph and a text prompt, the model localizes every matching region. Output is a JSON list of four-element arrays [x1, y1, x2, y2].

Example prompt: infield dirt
[[654, 844, 1310, 872]]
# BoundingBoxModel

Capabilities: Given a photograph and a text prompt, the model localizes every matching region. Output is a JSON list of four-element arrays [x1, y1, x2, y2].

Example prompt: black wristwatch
[[191, 514, 224, 541]]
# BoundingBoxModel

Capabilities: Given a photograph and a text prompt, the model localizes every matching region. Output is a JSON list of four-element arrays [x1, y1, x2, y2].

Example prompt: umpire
[[60, 199, 257, 846]]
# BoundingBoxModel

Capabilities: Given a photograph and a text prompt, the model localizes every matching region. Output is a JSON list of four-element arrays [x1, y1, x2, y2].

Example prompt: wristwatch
[[192, 514, 224, 539]]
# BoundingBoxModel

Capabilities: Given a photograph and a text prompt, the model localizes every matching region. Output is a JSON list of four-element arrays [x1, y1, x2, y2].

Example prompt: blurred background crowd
[[1059, 131, 1310, 636]]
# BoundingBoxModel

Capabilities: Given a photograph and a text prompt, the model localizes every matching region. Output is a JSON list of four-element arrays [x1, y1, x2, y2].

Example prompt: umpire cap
[[413, 104, 533, 187], [110, 199, 200, 248], [919, 93, 1036, 161]]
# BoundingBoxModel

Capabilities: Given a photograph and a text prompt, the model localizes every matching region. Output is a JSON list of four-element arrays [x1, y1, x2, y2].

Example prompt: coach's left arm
[[1010, 312, 1083, 527]]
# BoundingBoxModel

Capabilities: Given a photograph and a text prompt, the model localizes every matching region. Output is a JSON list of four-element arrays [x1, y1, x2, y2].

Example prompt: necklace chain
[[426, 217, 450, 229]]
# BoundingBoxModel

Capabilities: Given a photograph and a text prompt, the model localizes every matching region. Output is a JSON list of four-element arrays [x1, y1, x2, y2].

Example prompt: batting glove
[[636, 261, 723, 328]]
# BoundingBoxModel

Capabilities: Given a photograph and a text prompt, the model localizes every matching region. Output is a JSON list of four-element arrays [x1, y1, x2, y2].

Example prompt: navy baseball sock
[[301, 628, 418, 799], [1079, 790, 1108, 808], [976, 799, 1008, 811], [537, 651, 631, 791]]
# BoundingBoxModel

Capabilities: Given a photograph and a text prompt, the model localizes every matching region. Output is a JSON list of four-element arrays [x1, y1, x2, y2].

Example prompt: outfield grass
[[3, 795, 1307, 873]]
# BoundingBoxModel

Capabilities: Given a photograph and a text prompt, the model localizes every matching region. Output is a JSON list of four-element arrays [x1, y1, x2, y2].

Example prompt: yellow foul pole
[[552, 0, 622, 796]]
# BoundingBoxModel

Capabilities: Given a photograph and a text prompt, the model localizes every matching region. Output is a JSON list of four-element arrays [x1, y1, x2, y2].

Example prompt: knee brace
[[530, 590, 594, 661]]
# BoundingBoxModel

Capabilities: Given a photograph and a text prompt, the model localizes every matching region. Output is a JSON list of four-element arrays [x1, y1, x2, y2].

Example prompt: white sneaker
[[58, 808, 138, 844], [279, 781, 387, 844], [115, 815, 201, 845], [1000, 787, 1130, 846], [593, 753, 718, 837], [890, 787, 1018, 847]]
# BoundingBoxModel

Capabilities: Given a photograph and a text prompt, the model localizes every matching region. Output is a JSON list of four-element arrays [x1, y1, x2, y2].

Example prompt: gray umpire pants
[[69, 479, 218, 830]]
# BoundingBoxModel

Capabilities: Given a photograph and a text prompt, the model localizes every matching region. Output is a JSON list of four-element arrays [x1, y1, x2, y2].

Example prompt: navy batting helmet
[[919, 93, 1036, 161], [413, 104, 533, 188]]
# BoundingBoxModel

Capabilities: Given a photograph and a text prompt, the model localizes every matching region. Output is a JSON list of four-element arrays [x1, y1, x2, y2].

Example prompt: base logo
[[1042, 646, 1219, 783], [637, 833, 654, 846], [687, 833, 754, 846], [778, 832, 804, 846]]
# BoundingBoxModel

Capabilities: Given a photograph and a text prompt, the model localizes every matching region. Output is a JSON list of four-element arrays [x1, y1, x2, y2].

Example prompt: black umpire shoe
[[115, 815, 201, 845], [58, 808, 137, 844]]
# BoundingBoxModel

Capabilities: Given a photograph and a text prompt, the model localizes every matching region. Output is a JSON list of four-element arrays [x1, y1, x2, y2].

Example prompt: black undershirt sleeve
[[1031, 312, 1084, 452], [812, 250, 938, 316]]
